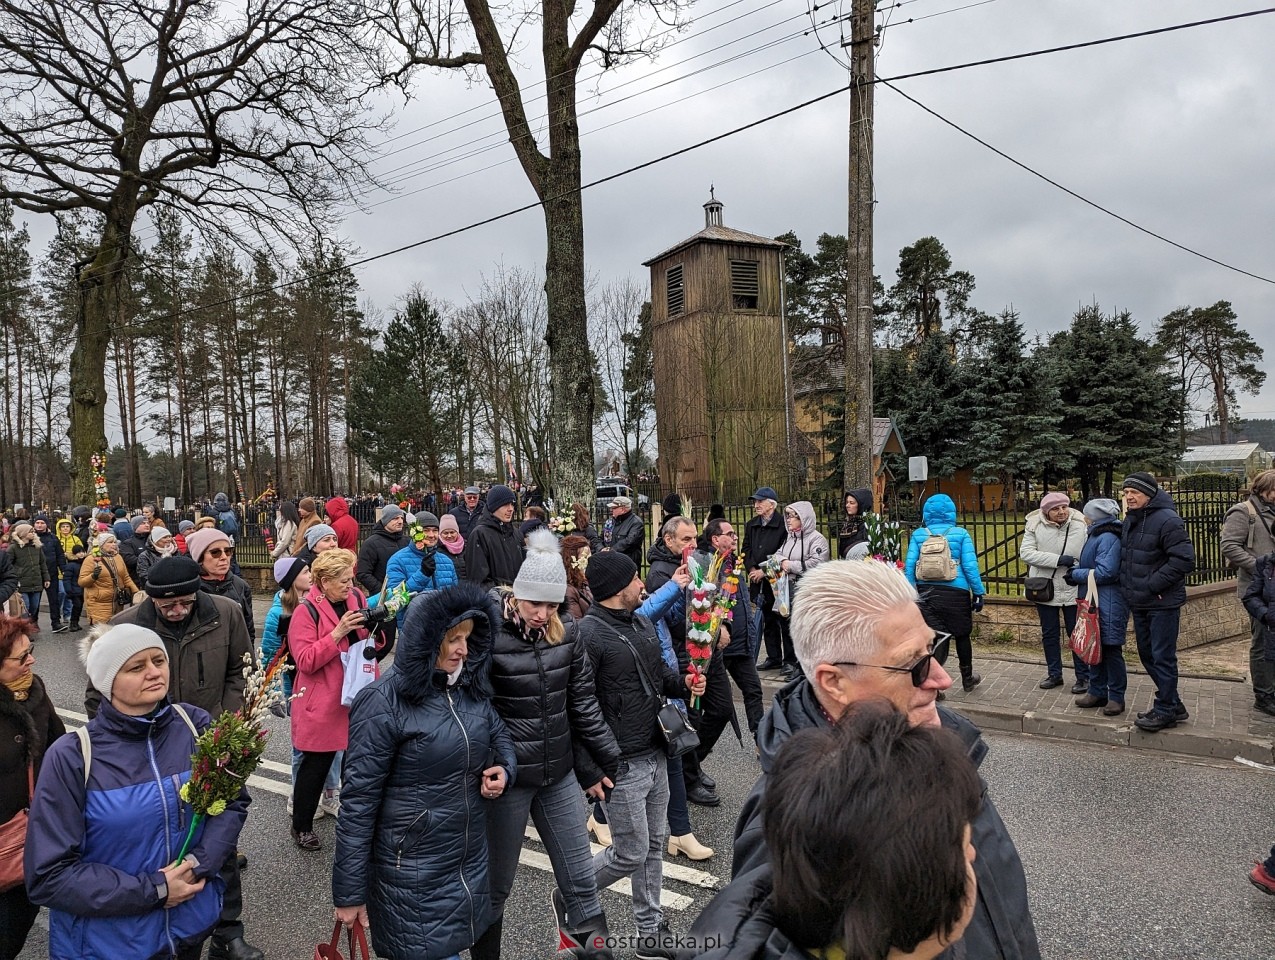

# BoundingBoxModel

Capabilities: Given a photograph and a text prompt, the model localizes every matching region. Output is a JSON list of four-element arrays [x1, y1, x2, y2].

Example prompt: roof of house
[[1181, 443, 1264, 461], [642, 224, 788, 266]]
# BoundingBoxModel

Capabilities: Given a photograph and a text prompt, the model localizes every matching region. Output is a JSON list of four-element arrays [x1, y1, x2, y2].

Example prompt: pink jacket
[[287, 583, 374, 752]]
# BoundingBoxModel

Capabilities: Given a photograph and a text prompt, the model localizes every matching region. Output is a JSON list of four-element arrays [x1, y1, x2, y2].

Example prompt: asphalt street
[[15, 626, 1275, 960]]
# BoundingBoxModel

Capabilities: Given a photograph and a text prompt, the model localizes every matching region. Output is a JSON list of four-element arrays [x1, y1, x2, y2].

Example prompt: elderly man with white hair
[[715, 559, 1041, 960]]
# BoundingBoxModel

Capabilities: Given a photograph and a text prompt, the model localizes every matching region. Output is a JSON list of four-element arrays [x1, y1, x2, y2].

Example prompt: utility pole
[[843, 0, 875, 493]]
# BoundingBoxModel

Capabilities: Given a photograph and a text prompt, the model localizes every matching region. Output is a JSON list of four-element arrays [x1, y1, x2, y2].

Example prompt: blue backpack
[[217, 509, 239, 537]]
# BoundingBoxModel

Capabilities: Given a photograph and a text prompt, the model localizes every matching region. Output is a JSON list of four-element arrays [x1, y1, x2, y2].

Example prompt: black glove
[[970, 595, 984, 613], [1058, 555, 1077, 568], [1264, 611, 1275, 628], [419, 549, 437, 579]]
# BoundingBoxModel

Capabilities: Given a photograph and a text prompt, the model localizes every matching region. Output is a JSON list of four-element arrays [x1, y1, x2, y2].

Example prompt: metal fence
[[214, 479, 1243, 595]]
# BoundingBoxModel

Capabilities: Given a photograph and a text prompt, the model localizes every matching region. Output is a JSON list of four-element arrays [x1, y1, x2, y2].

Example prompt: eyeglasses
[[3, 645, 34, 664], [204, 547, 234, 557], [833, 633, 951, 688], [154, 596, 196, 611], [717, 530, 738, 539]]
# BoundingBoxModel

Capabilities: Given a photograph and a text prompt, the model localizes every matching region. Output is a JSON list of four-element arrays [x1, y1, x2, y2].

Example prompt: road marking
[[518, 847, 693, 912], [525, 827, 720, 889]]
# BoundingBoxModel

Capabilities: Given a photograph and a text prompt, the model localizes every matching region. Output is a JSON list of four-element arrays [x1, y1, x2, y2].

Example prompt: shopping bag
[[340, 638, 377, 706], [314, 920, 370, 960], [774, 573, 791, 618], [1068, 570, 1102, 666]]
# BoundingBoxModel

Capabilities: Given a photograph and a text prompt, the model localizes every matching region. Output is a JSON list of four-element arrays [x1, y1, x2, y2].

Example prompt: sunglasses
[[833, 632, 951, 687], [204, 547, 234, 558], [3, 644, 34, 664]]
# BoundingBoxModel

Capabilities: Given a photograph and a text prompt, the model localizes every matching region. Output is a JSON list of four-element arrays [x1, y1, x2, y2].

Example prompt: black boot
[[470, 916, 503, 960], [565, 912, 615, 959], [961, 665, 982, 692]]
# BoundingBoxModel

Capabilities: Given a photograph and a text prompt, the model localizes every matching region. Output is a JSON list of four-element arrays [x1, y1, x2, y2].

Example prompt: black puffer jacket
[[334, 584, 517, 960], [577, 604, 688, 761], [724, 678, 1040, 960], [198, 573, 256, 638], [488, 599, 620, 790], [463, 515, 524, 590], [1118, 489, 1195, 610], [678, 864, 816, 960], [356, 523, 409, 595]]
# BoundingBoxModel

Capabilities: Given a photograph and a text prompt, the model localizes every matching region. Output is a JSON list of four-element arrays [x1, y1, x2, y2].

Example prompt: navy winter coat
[[1242, 554, 1275, 662], [333, 583, 517, 960], [25, 700, 248, 960], [1118, 490, 1195, 609], [1066, 519, 1128, 645]]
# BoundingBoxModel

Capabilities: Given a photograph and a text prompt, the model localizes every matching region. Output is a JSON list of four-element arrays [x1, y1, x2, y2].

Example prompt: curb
[[955, 703, 1275, 765]]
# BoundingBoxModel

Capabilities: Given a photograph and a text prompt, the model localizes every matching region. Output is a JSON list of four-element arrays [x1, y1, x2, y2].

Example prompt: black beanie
[[587, 552, 639, 602], [144, 556, 202, 598], [487, 484, 517, 512], [1121, 472, 1159, 498], [661, 493, 683, 517]]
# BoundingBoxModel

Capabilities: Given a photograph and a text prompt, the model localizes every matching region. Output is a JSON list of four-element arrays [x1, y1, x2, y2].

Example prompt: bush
[[1176, 472, 1243, 493]]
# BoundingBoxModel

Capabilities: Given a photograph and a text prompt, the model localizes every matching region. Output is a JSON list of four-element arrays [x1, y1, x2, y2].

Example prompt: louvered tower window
[[731, 259, 759, 310], [666, 263, 685, 317]]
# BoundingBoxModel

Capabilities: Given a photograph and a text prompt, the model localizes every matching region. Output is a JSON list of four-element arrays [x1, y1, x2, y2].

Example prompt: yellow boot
[[667, 833, 714, 861]]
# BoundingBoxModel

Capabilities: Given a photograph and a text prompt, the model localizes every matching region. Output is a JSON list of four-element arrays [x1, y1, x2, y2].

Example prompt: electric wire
[[2, 5, 1273, 321]]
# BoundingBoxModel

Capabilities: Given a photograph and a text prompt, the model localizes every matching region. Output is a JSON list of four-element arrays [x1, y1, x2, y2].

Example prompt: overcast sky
[[331, 0, 1275, 417], [33, 0, 1275, 441]]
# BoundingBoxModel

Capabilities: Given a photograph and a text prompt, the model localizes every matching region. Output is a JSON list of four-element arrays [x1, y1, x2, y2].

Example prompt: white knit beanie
[[83, 624, 169, 698], [512, 529, 567, 603]]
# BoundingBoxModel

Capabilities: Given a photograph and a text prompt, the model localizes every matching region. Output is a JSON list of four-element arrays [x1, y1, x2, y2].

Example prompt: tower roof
[[643, 191, 787, 266]]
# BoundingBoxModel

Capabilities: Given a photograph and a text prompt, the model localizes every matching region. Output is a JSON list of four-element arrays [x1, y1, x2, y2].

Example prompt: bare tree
[[591, 276, 654, 480], [376, 0, 691, 503], [0, 0, 385, 501]]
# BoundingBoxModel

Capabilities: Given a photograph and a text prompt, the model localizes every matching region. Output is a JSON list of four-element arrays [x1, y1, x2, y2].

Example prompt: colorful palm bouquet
[[90, 453, 110, 508], [172, 652, 289, 863], [683, 550, 743, 709]]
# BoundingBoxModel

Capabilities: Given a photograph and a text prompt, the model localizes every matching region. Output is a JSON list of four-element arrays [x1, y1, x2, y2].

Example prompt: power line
[[3, 5, 1274, 321], [881, 79, 1275, 286]]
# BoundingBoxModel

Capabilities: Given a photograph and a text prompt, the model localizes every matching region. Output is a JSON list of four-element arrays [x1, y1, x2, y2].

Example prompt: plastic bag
[[775, 573, 791, 618], [340, 638, 378, 706]]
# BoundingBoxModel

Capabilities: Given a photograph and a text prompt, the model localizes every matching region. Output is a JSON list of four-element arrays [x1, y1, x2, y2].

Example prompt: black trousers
[[44, 580, 62, 627], [213, 850, 246, 943], [752, 583, 783, 664], [686, 655, 737, 778], [0, 884, 38, 960], [723, 655, 764, 735], [294, 749, 338, 833]]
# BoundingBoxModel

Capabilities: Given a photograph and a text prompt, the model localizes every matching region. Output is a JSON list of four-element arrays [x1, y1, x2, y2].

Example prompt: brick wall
[[975, 580, 1248, 650]]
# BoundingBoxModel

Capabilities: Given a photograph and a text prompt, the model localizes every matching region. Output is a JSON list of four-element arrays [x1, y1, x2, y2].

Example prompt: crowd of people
[[4, 468, 1275, 959]]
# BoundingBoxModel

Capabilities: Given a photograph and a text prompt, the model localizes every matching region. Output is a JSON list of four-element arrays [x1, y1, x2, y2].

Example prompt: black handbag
[[586, 616, 700, 759], [104, 559, 134, 610], [1023, 525, 1070, 604]]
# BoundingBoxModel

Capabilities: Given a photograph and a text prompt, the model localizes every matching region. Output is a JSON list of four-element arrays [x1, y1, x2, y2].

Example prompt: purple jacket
[[25, 699, 250, 960]]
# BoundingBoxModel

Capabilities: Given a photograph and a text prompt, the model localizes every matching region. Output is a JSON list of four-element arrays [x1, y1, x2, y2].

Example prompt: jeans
[[1087, 644, 1128, 703], [1132, 607, 1182, 715], [486, 774, 601, 926], [1036, 603, 1087, 681], [1249, 614, 1275, 703], [21, 592, 40, 621], [594, 751, 670, 934], [60, 582, 72, 620]]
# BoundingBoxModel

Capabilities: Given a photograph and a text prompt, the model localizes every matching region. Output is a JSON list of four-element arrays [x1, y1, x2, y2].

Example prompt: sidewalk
[[761, 655, 1275, 765]]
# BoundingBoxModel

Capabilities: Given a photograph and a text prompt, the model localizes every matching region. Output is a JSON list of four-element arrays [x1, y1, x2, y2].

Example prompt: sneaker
[[635, 922, 676, 960], [1070, 680, 1088, 694], [52, 623, 69, 634], [1250, 863, 1275, 895], [1138, 703, 1189, 722], [1038, 676, 1063, 690], [1134, 710, 1177, 733], [291, 828, 322, 851], [318, 789, 341, 817], [286, 797, 325, 819]]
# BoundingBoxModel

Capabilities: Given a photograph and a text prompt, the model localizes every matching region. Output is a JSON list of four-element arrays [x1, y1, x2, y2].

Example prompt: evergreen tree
[[889, 333, 968, 478]]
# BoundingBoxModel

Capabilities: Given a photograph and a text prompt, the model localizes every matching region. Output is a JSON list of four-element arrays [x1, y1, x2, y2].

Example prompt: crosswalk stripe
[[524, 827, 720, 889], [517, 847, 693, 912]]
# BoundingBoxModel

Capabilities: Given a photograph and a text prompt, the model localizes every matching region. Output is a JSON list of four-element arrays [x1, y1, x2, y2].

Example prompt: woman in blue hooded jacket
[[333, 583, 516, 960], [384, 515, 459, 625], [905, 494, 985, 692], [1065, 499, 1128, 715]]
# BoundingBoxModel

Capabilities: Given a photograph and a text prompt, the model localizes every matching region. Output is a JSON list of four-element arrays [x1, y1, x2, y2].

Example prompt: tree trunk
[[69, 214, 133, 505]]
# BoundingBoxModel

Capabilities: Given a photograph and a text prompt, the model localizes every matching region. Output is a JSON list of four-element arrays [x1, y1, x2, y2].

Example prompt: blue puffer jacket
[[261, 591, 293, 696], [1066, 519, 1128, 645], [905, 494, 985, 595], [333, 583, 517, 960], [385, 543, 459, 624], [25, 700, 248, 960], [1118, 489, 1195, 609]]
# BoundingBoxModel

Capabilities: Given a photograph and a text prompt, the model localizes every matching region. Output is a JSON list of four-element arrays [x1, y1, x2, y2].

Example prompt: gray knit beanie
[[1083, 498, 1121, 522], [512, 529, 567, 603], [84, 624, 169, 699], [304, 523, 336, 549]]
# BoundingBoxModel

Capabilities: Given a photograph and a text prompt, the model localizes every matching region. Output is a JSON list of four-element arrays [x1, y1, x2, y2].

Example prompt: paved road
[[16, 628, 1275, 959]]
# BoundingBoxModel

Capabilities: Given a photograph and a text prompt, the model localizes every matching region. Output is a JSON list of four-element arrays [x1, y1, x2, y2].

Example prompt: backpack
[[217, 509, 239, 537], [916, 527, 958, 582], [75, 703, 199, 786]]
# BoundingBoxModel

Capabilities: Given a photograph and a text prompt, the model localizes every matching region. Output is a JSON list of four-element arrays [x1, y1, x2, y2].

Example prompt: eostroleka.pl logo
[[557, 930, 723, 953]]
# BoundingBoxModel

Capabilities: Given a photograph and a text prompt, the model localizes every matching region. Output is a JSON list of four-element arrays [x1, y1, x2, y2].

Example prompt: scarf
[[4, 671, 33, 701], [441, 534, 465, 556]]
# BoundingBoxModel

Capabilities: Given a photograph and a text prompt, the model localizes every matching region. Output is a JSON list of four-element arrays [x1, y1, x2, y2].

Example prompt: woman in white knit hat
[[25, 624, 249, 960]]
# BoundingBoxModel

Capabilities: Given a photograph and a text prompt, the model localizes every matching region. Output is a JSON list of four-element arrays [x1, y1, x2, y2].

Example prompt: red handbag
[[315, 920, 370, 960], [0, 765, 33, 892], [1069, 570, 1103, 667]]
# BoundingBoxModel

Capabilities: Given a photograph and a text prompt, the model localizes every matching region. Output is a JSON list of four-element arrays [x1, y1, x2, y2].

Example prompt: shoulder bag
[[584, 615, 699, 758], [103, 557, 133, 611], [1024, 525, 1070, 604], [315, 920, 370, 960], [0, 764, 33, 891], [1069, 569, 1103, 666]]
